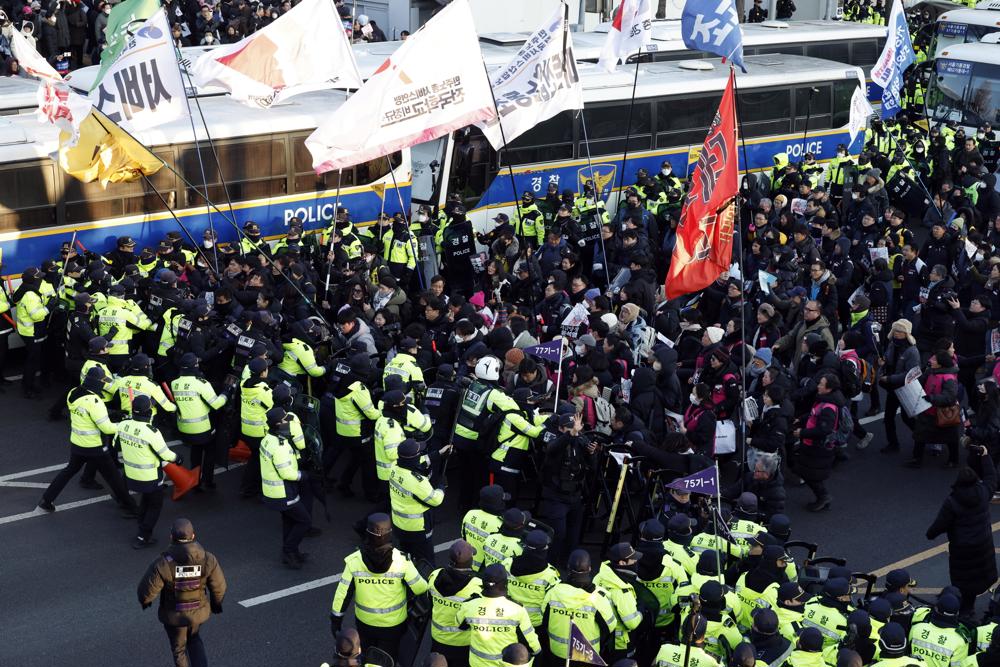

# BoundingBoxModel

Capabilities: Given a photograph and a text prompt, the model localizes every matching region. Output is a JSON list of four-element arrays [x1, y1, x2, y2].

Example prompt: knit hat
[[758, 303, 776, 318], [505, 348, 525, 367], [619, 303, 640, 325], [753, 348, 773, 366], [890, 318, 915, 345], [600, 313, 619, 330], [705, 326, 724, 344], [584, 288, 601, 302]]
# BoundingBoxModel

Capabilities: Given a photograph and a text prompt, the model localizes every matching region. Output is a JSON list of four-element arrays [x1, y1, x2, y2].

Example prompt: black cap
[[936, 593, 960, 617], [83, 365, 107, 384], [398, 438, 424, 459], [248, 357, 271, 375], [608, 542, 642, 563], [383, 389, 406, 407], [868, 597, 891, 622], [524, 529, 550, 552], [768, 514, 791, 539], [271, 383, 291, 405], [753, 608, 779, 635], [885, 569, 915, 590], [482, 563, 509, 589], [879, 622, 908, 652], [179, 353, 199, 369], [158, 240, 174, 252], [449, 540, 476, 568], [799, 627, 824, 652], [762, 544, 788, 564], [493, 213, 510, 223], [335, 628, 361, 658], [480, 485, 509, 513], [128, 353, 151, 372], [131, 394, 153, 415], [778, 581, 805, 603], [88, 336, 109, 353], [502, 508, 527, 532], [567, 549, 591, 574], [824, 577, 850, 598], [640, 518, 665, 541], [265, 407, 287, 427], [366, 513, 392, 538], [73, 292, 97, 307], [700, 579, 725, 604], [667, 513, 693, 535], [399, 337, 418, 350], [159, 269, 177, 284], [170, 518, 195, 542], [118, 236, 136, 247], [192, 302, 212, 318]]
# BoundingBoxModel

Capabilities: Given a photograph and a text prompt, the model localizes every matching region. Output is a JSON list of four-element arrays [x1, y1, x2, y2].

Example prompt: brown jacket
[[138, 541, 226, 627]]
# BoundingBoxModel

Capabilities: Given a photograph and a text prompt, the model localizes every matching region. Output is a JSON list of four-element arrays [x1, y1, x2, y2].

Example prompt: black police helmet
[[131, 395, 153, 421], [479, 484, 509, 514], [366, 513, 392, 539]]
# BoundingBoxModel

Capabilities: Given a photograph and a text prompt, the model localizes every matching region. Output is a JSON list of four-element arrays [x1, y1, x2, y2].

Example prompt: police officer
[[118, 354, 177, 419], [735, 545, 789, 630], [260, 407, 312, 569], [440, 204, 477, 295], [428, 540, 484, 667], [515, 192, 545, 250], [173, 302, 223, 378], [138, 518, 227, 667], [665, 513, 700, 576], [908, 594, 967, 667], [277, 318, 327, 386], [239, 357, 274, 498], [786, 627, 826, 667], [15, 266, 49, 398], [594, 543, 645, 661], [462, 484, 508, 558], [171, 353, 227, 489], [425, 363, 461, 448], [802, 578, 853, 655], [456, 564, 541, 667], [874, 623, 927, 667], [508, 530, 561, 630], [729, 493, 766, 551], [384, 337, 425, 398], [38, 366, 137, 515], [655, 613, 720, 667], [775, 581, 807, 642], [479, 507, 529, 570], [749, 608, 793, 667], [543, 549, 617, 662], [635, 519, 690, 644], [491, 388, 547, 502], [240, 221, 266, 256], [98, 281, 153, 372], [330, 513, 429, 657], [389, 438, 446, 565], [333, 355, 382, 500], [50, 291, 101, 420], [117, 395, 178, 549], [681, 580, 744, 661], [375, 389, 411, 500], [381, 214, 418, 286]]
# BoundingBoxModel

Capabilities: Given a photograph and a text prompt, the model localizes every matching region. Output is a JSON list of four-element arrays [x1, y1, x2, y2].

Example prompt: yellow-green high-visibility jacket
[[330, 548, 428, 627], [655, 643, 720, 667], [375, 416, 406, 482], [117, 375, 176, 417], [462, 508, 503, 560], [508, 562, 560, 628], [388, 464, 444, 533], [97, 295, 151, 354], [428, 568, 483, 647], [240, 380, 273, 439], [542, 582, 617, 660], [117, 419, 176, 483], [457, 594, 541, 667], [278, 338, 325, 379], [592, 562, 643, 652], [638, 552, 690, 628], [335, 381, 380, 438], [260, 432, 300, 503], [171, 374, 226, 435], [479, 532, 523, 571], [15, 289, 48, 338], [68, 390, 118, 448], [909, 621, 968, 667]]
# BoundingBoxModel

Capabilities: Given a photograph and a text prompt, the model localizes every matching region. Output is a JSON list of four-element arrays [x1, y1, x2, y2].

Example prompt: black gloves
[[330, 613, 342, 637]]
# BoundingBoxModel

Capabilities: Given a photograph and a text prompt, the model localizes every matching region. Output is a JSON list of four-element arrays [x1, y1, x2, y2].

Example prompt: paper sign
[[895, 366, 932, 418]]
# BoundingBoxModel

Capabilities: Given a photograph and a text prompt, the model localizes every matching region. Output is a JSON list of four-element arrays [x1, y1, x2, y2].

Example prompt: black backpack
[[839, 357, 862, 399]]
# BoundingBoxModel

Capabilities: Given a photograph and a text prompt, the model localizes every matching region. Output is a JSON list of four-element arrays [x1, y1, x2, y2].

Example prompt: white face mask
[[978, 132, 985, 139], [203, 240, 214, 249], [661, 168, 672, 176], [837, 151, 846, 158], [689, 393, 699, 405], [575, 344, 586, 355], [853, 193, 861, 200], [416, 213, 428, 222], [653, 361, 662, 372]]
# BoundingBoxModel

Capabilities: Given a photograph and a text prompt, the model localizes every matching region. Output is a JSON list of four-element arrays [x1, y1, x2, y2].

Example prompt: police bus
[[412, 54, 867, 224], [925, 38, 1000, 133], [0, 76, 49, 116], [932, 2, 1000, 58], [0, 89, 410, 277]]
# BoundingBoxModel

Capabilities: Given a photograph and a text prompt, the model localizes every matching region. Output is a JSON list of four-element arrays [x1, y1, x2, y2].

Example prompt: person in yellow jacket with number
[[38, 366, 137, 515], [330, 513, 429, 658], [117, 395, 178, 549], [457, 564, 541, 667], [171, 353, 227, 489]]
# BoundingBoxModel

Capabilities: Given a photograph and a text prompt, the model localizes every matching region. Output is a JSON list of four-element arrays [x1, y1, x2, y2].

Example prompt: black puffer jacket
[[926, 453, 998, 596], [630, 367, 666, 438]]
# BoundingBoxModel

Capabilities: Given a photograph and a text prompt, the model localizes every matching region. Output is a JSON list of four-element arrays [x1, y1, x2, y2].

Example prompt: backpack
[[839, 355, 862, 399], [857, 357, 877, 393], [594, 394, 614, 436], [825, 405, 853, 449]]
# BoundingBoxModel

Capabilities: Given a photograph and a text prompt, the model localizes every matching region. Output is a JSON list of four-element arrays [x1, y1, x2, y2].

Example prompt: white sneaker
[[857, 433, 874, 450]]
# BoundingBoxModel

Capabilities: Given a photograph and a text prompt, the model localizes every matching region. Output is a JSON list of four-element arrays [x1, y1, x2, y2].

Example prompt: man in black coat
[[138, 518, 227, 667], [793, 372, 843, 512], [916, 265, 956, 359], [926, 447, 998, 616]]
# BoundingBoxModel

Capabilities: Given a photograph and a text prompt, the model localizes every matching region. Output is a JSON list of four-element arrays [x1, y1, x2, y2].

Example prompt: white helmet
[[475, 356, 502, 382]]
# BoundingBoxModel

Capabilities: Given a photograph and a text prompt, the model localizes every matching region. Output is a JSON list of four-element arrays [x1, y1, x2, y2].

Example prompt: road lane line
[[859, 413, 884, 425], [238, 539, 460, 608], [870, 519, 1000, 577], [0, 481, 50, 489], [0, 441, 184, 482]]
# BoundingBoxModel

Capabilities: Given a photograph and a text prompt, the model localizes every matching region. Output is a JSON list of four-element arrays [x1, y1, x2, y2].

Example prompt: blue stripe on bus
[[0, 184, 411, 277]]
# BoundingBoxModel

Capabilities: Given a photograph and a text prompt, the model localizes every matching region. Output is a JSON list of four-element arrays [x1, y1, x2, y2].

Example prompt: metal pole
[[481, 60, 521, 234], [323, 170, 345, 300], [578, 111, 613, 290], [613, 53, 643, 210], [551, 337, 565, 412], [800, 86, 816, 162]]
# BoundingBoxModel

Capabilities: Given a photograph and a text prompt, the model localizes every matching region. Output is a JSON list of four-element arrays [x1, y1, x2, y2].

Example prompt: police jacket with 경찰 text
[[137, 541, 227, 627]]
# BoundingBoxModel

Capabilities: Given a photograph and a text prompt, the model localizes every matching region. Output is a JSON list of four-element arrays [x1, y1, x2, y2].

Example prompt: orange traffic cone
[[164, 463, 202, 501], [229, 440, 252, 463]]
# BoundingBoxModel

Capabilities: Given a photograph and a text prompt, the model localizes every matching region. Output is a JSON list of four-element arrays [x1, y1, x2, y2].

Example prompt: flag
[[871, 0, 915, 119], [597, 0, 653, 73], [306, 0, 495, 174], [665, 69, 738, 300], [89, 9, 188, 132], [848, 84, 875, 144], [58, 109, 163, 188], [191, 0, 362, 109], [477, 6, 583, 149], [9, 29, 91, 144], [569, 622, 607, 666], [92, 0, 162, 89], [681, 0, 746, 72], [524, 339, 564, 363], [666, 465, 718, 495]]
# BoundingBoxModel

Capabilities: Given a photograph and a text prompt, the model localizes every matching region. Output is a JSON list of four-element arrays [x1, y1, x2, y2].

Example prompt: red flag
[[665, 69, 739, 300]]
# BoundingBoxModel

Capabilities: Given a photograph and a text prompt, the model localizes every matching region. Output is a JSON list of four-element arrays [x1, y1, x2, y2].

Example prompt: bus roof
[[0, 76, 48, 115], [937, 7, 1000, 26], [588, 18, 887, 45], [937, 40, 1000, 64], [0, 88, 351, 163]]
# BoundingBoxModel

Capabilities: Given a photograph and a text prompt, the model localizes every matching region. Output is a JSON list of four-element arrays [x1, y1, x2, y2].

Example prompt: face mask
[[853, 193, 861, 200], [661, 168, 672, 176], [575, 344, 586, 355], [837, 151, 846, 158], [689, 393, 699, 405], [203, 240, 214, 249], [416, 213, 427, 222], [653, 361, 663, 372], [979, 132, 985, 139]]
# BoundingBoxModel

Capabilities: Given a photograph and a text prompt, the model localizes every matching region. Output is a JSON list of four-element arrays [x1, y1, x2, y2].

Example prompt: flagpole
[[713, 459, 724, 584], [613, 51, 643, 211], [577, 111, 613, 291], [481, 60, 523, 245], [551, 336, 566, 413], [323, 170, 345, 302]]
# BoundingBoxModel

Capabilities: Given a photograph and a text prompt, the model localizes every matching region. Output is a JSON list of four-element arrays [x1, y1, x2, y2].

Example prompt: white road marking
[[0, 481, 50, 489], [859, 412, 885, 425], [0, 494, 113, 525], [237, 539, 460, 608], [0, 464, 67, 482]]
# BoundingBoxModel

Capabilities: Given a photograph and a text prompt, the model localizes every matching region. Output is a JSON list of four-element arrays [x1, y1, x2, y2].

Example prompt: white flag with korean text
[[190, 0, 362, 109], [89, 8, 188, 132], [9, 28, 91, 145], [597, 0, 653, 73], [306, 0, 495, 174], [848, 84, 875, 145], [476, 7, 583, 150]]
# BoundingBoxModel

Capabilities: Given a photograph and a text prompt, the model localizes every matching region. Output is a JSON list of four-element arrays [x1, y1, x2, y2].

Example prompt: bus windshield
[[933, 21, 1000, 56], [927, 58, 1000, 128]]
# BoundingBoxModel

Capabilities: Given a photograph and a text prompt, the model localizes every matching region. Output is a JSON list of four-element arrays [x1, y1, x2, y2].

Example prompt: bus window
[[499, 111, 575, 166], [806, 42, 850, 64], [451, 126, 494, 206], [580, 102, 652, 154], [64, 151, 175, 223], [794, 84, 833, 131], [737, 88, 791, 138], [929, 60, 1000, 128], [851, 39, 880, 69], [181, 139, 287, 207], [357, 151, 402, 184], [0, 161, 57, 231], [292, 134, 356, 193], [832, 80, 856, 128], [655, 93, 721, 147]]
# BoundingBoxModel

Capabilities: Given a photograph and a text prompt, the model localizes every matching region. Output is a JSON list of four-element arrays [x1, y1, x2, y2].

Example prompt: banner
[[58, 109, 163, 187], [569, 622, 608, 666], [597, 0, 653, 73], [666, 465, 718, 495], [92, 0, 161, 89], [681, 0, 746, 72], [306, 0, 495, 173], [90, 9, 188, 132], [871, 0, 915, 119], [665, 69, 738, 300], [9, 29, 91, 144], [848, 84, 875, 144], [477, 6, 583, 150], [191, 0, 362, 109]]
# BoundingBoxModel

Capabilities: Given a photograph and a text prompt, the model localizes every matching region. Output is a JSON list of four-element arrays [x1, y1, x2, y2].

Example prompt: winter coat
[[795, 390, 845, 482], [773, 315, 835, 367], [137, 541, 227, 627], [917, 278, 957, 348], [914, 364, 961, 444], [748, 405, 787, 454], [683, 402, 717, 457], [952, 308, 989, 358], [630, 366, 666, 439], [926, 454, 998, 596], [653, 347, 683, 413], [882, 339, 921, 390]]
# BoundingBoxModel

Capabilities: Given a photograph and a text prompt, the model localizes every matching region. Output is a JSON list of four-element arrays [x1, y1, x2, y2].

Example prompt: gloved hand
[[141, 601, 151, 610], [330, 613, 342, 637], [172, 454, 184, 467], [211, 601, 223, 614]]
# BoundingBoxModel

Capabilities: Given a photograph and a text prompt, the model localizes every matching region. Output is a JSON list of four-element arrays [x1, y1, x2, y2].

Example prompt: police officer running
[[330, 513, 429, 657], [260, 407, 313, 569], [117, 395, 179, 549], [138, 518, 227, 667]]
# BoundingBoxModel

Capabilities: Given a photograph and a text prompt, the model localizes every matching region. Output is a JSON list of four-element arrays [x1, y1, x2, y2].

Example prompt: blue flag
[[570, 622, 608, 666], [871, 0, 914, 119], [524, 339, 563, 363], [666, 466, 719, 495], [681, 0, 745, 72]]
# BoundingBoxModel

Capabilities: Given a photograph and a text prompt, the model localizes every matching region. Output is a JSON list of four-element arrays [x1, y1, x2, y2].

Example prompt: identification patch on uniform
[[175, 565, 202, 579]]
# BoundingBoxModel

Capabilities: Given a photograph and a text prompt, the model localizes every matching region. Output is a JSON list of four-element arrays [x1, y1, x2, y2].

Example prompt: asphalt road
[[1, 367, 999, 667]]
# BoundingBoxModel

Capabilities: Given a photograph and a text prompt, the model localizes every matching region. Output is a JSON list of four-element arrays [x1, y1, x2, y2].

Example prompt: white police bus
[[925, 38, 1000, 132], [932, 2, 1000, 58], [413, 54, 866, 223]]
